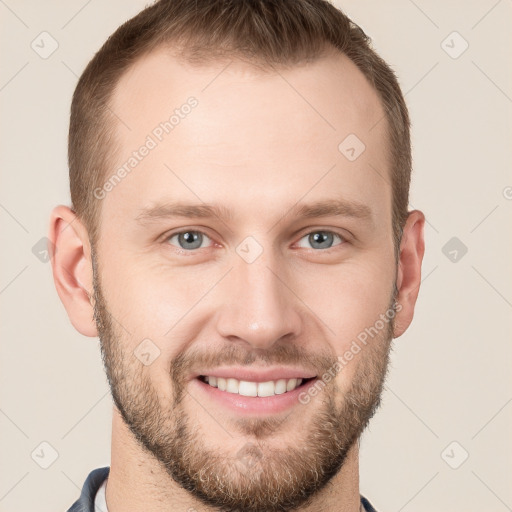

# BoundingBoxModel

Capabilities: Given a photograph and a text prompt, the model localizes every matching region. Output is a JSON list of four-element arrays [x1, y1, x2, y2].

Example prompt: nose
[[215, 249, 303, 350]]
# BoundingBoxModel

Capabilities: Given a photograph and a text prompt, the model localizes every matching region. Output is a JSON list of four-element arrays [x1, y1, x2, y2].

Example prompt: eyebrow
[[135, 199, 373, 225], [294, 199, 372, 221]]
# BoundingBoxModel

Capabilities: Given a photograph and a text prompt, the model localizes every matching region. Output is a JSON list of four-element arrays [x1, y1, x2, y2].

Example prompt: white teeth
[[202, 376, 308, 396], [286, 378, 297, 391], [275, 379, 287, 394], [217, 377, 227, 391], [226, 378, 239, 394], [239, 380, 258, 397], [257, 381, 275, 397]]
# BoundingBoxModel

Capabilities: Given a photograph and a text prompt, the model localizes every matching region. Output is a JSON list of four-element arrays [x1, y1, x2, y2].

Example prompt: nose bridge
[[215, 244, 302, 349]]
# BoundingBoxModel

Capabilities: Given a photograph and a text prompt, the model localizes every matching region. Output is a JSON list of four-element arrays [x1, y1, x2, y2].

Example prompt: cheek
[[295, 257, 395, 339], [324, 263, 395, 388], [294, 260, 394, 391], [99, 258, 218, 369]]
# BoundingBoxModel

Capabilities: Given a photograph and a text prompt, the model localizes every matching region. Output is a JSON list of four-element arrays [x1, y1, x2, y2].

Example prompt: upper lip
[[192, 367, 317, 383]]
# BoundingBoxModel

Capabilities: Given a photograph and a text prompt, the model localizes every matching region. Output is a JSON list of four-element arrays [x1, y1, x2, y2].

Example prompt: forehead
[[111, 47, 386, 142], [102, 48, 390, 231]]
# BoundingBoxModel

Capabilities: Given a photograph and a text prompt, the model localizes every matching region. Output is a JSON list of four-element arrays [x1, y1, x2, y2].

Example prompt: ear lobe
[[48, 205, 98, 337], [393, 210, 425, 338]]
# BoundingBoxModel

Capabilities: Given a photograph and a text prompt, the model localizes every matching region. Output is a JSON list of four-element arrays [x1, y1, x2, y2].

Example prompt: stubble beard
[[91, 249, 394, 512]]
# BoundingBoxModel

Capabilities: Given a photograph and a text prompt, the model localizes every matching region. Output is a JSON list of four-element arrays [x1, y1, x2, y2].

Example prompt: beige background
[[1, 1, 511, 511]]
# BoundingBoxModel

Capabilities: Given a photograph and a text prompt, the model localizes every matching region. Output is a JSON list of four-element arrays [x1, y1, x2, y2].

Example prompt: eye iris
[[309, 231, 333, 249], [179, 231, 202, 250]]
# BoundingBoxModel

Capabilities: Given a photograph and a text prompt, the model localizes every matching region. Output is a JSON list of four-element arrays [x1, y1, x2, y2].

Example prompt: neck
[[106, 407, 362, 512]]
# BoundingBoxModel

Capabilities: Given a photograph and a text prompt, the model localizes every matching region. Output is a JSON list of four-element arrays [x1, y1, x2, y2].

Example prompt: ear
[[48, 205, 98, 337], [393, 210, 425, 338]]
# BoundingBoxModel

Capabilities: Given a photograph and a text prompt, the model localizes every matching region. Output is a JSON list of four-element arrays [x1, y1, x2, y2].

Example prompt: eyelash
[[163, 228, 347, 253]]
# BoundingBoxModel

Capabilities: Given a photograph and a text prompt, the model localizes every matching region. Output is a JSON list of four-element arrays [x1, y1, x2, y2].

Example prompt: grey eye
[[297, 231, 344, 250], [168, 231, 209, 250]]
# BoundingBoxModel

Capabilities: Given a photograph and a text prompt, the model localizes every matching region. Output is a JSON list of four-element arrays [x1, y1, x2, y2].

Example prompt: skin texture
[[50, 47, 425, 512]]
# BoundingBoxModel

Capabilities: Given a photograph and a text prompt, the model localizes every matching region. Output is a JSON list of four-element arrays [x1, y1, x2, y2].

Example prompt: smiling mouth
[[197, 375, 316, 397]]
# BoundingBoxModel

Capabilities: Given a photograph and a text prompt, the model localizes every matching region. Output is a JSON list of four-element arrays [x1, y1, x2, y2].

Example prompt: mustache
[[170, 343, 338, 384]]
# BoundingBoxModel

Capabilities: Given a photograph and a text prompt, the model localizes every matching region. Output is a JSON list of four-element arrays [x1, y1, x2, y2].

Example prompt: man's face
[[92, 48, 397, 511]]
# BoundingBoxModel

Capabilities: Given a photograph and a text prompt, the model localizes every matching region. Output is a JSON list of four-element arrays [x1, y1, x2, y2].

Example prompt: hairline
[[92, 42, 397, 240]]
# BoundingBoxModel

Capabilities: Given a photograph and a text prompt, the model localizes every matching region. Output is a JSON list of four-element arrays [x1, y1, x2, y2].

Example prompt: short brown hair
[[69, 0, 411, 253]]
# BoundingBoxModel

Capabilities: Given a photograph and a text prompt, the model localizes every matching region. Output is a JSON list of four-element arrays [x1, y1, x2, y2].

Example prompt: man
[[50, 0, 425, 510]]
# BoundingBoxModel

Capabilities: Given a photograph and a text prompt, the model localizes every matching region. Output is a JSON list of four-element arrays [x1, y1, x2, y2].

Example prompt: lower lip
[[189, 377, 318, 415]]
